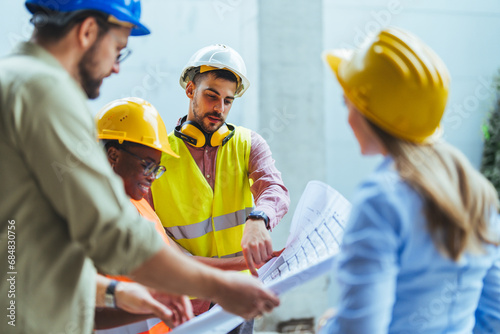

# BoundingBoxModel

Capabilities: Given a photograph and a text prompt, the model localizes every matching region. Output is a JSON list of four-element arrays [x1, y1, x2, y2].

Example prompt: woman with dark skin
[[94, 97, 191, 333]]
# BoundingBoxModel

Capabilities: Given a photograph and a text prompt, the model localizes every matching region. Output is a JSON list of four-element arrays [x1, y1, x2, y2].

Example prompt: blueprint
[[170, 181, 351, 334], [257, 180, 350, 285]]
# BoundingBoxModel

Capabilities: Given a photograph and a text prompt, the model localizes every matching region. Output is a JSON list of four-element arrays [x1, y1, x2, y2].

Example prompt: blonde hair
[[369, 122, 499, 261]]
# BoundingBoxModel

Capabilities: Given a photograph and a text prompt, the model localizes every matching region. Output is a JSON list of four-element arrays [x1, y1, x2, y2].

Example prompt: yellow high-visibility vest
[[151, 125, 253, 258]]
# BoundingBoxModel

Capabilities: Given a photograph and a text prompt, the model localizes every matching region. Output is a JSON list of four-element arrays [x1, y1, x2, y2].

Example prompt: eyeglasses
[[119, 147, 166, 179], [116, 48, 132, 64], [108, 29, 132, 64]]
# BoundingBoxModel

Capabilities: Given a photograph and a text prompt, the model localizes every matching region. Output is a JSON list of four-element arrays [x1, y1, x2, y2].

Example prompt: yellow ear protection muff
[[174, 116, 235, 148]]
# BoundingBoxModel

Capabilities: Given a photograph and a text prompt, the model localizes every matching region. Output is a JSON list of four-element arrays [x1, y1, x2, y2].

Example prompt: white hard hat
[[179, 44, 250, 97]]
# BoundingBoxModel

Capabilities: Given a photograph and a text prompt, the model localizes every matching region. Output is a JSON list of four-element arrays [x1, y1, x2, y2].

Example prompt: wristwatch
[[247, 210, 270, 230], [105, 280, 119, 309]]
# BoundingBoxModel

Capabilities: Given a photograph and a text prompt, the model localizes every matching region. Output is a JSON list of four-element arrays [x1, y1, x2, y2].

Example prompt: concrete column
[[256, 0, 328, 330], [258, 0, 325, 247]]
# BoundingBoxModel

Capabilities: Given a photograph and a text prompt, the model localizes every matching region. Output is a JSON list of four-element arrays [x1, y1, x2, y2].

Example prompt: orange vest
[[96, 198, 171, 334], [131, 198, 171, 246]]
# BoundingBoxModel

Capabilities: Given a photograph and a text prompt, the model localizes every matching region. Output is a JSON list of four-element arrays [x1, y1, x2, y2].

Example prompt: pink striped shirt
[[185, 130, 289, 230]]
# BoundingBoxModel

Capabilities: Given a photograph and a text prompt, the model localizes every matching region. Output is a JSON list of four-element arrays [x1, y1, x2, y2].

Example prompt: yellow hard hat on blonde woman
[[96, 97, 179, 158], [323, 27, 450, 143]]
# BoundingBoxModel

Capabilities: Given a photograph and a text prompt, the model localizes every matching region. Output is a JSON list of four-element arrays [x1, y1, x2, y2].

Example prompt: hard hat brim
[[130, 23, 150, 36], [179, 64, 250, 98], [322, 49, 353, 78], [158, 145, 180, 158], [97, 134, 179, 158], [119, 15, 150, 36]]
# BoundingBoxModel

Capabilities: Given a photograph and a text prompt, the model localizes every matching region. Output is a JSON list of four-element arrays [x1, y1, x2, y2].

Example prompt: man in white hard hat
[[150, 44, 290, 333], [0, 2, 279, 333]]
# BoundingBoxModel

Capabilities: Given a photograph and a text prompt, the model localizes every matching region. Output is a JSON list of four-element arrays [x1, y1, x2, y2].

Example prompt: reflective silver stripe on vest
[[167, 217, 213, 240], [166, 207, 253, 240], [213, 207, 253, 231]]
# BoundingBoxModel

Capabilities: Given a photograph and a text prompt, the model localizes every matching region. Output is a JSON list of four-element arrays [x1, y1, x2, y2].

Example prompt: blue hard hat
[[25, 0, 150, 36]]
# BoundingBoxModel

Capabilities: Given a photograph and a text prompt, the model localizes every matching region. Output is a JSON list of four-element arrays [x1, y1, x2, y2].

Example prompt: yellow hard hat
[[323, 27, 450, 143], [96, 97, 179, 158]]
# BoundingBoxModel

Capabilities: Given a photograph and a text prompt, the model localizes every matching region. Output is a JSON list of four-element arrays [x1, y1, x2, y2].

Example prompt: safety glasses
[[116, 48, 132, 64], [119, 147, 166, 179]]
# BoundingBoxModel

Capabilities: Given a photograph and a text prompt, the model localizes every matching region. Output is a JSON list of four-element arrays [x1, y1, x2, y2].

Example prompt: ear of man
[[185, 81, 195, 99], [76, 16, 101, 50]]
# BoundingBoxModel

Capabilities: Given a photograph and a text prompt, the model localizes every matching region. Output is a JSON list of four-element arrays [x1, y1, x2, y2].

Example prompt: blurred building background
[[2, 0, 500, 332]]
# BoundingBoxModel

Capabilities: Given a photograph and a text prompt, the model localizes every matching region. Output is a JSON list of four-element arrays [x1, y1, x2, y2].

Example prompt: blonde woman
[[321, 28, 500, 333]]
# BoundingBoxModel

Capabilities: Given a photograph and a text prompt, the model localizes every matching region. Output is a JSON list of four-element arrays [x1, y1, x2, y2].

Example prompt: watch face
[[105, 294, 115, 308]]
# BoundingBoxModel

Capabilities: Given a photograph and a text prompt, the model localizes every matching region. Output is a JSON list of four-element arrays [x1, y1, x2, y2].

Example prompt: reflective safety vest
[[151, 126, 254, 258], [94, 198, 171, 334]]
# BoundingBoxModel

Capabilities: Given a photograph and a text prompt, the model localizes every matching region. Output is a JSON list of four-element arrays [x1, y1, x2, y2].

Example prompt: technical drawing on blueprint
[[258, 180, 351, 286]]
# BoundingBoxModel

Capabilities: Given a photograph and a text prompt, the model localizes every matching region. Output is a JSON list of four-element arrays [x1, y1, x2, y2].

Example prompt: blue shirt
[[321, 157, 500, 334]]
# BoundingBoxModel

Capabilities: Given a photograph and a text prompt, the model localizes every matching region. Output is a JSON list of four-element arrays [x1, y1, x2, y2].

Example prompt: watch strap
[[105, 280, 119, 308], [247, 210, 270, 230]]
